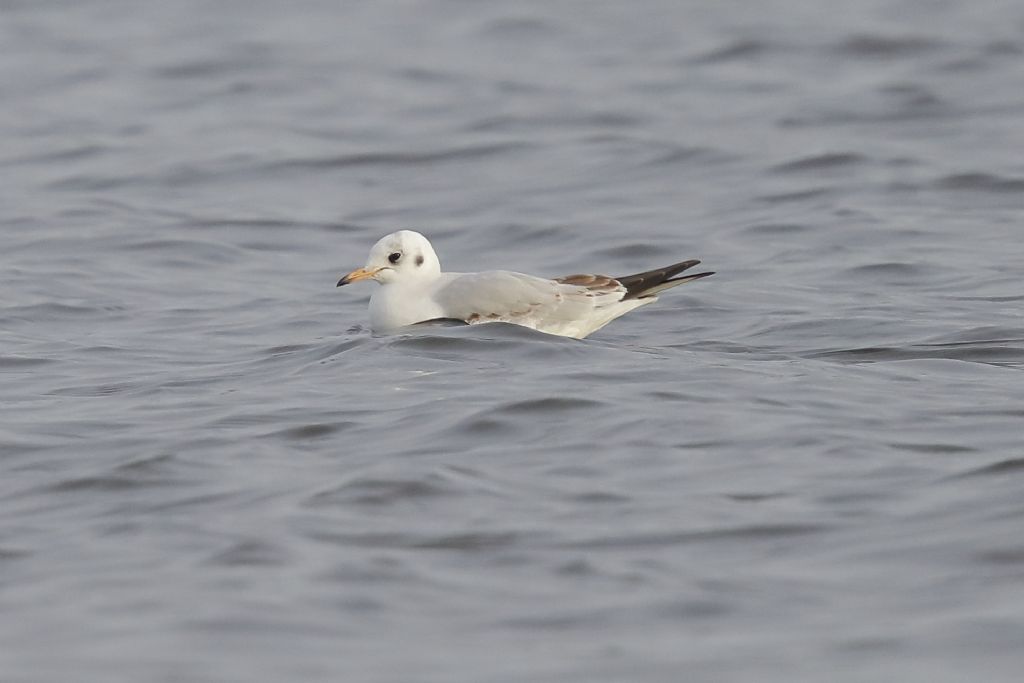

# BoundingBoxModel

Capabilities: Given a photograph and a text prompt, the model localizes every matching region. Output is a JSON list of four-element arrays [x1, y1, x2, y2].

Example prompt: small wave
[[42, 454, 186, 493], [263, 142, 531, 172], [830, 261, 941, 288], [595, 242, 668, 260], [306, 472, 457, 507], [0, 547, 30, 562], [922, 326, 1024, 345], [689, 39, 777, 64], [384, 322, 571, 353], [878, 83, 944, 108], [453, 414, 521, 439], [568, 490, 632, 504], [770, 152, 866, 174], [810, 341, 1024, 366], [153, 59, 245, 79], [197, 217, 342, 232], [315, 338, 372, 360], [119, 237, 244, 264], [151, 44, 273, 80], [497, 396, 605, 415], [641, 144, 722, 167], [934, 172, 1024, 193], [412, 531, 522, 551], [888, 442, 976, 454], [841, 261, 929, 279], [975, 547, 1024, 567], [306, 529, 526, 551], [951, 294, 1024, 303], [739, 223, 810, 236], [465, 111, 642, 133], [7, 143, 112, 166], [0, 355, 53, 368], [946, 458, 1024, 480], [4, 302, 105, 320], [46, 174, 133, 191], [779, 82, 952, 127], [271, 422, 357, 440], [205, 539, 288, 567], [565, 523, 829, 549], [48, 381, 147, 398], [835, 34, 948, 58], [756, 187, 833, 204], [499, 608, 618, 631], [985, 40, 1023, 56], [392, 66, 464, 84]]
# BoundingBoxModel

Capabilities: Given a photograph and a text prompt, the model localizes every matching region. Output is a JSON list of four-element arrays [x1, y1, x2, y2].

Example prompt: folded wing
[[434, 270, 630, 337], [432, 260, 712, 339]]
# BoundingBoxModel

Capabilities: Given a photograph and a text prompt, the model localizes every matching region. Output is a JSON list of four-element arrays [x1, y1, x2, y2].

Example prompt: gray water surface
[[3, 1, 1024, 681]]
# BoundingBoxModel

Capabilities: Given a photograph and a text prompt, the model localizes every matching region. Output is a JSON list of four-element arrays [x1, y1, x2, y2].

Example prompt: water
[[3, 1, 1024, 681]]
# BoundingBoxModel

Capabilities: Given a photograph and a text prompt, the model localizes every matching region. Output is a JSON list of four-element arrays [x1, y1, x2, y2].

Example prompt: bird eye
[[388, 252, 401, 264]]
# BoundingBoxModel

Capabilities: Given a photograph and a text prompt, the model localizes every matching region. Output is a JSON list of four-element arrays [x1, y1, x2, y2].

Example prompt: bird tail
[[616, 259, 714, 300]]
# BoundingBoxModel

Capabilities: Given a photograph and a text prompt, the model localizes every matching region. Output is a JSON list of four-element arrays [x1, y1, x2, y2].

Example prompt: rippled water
[[3, 1, 1024, 681]]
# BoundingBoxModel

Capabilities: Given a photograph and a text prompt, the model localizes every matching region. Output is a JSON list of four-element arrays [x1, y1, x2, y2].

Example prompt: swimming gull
[[337, 230, 713, 339]]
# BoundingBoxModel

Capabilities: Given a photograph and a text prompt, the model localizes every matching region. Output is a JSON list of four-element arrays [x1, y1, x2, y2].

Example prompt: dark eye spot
[[415, 254, 424, 266], [388, 252, 401, 264]]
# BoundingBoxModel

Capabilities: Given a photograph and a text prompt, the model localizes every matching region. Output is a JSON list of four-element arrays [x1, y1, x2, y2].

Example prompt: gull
[[337, 230, 713, 339]]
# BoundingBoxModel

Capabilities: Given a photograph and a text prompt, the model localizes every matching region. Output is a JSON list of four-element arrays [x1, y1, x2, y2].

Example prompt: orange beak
[[336, 267, 380, 287]]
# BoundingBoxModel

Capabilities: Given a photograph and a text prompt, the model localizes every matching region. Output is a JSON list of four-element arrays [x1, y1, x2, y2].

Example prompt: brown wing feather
[[553, 273, 623, 296]]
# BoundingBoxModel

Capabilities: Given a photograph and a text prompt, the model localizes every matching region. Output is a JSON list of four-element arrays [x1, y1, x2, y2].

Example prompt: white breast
[[368, 283, 446, 332]]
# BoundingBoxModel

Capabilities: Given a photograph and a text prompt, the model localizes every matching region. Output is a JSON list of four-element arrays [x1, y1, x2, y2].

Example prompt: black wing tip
[[616, 259, 713, 299], [631, 270, 715, 299], [666, 270, 715, 285]]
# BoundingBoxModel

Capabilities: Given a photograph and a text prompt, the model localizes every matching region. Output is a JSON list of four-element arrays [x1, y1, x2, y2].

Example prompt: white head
[[337, 230, 441, 287]]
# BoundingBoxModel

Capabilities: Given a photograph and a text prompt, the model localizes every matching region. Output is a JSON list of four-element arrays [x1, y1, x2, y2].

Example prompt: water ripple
[[565, 524, 831, 549], [947, 458, 1024, 480], [835, 34, 949, 58], [263, 142, 533, 171], [934, 172, 1024, 193], [770, 152, 867, 174]]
